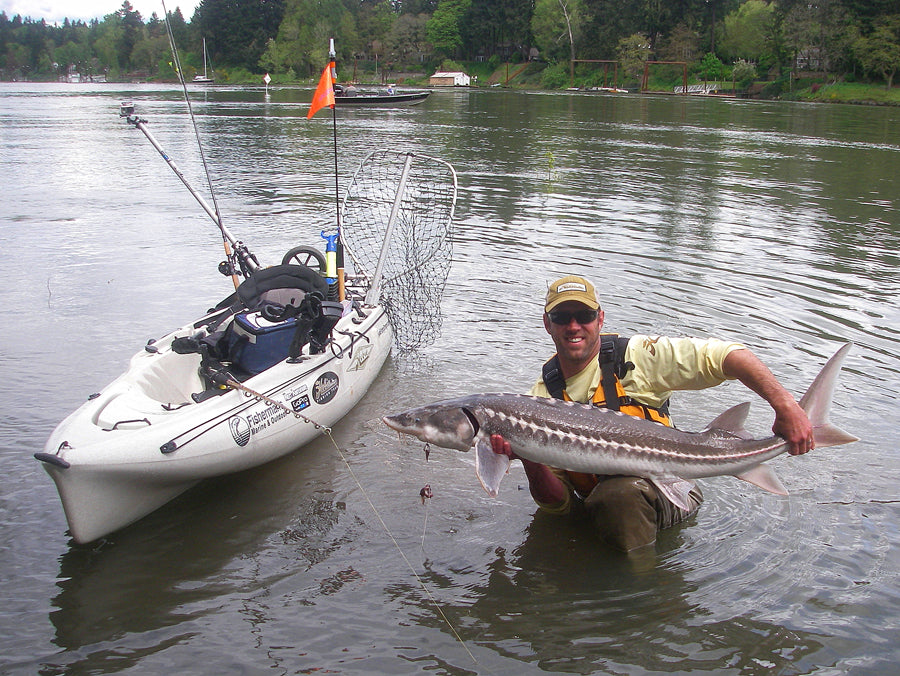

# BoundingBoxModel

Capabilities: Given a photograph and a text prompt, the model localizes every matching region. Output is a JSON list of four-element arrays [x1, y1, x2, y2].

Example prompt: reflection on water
[[411, 512, 832, 673], [1, 83, 899, 673]]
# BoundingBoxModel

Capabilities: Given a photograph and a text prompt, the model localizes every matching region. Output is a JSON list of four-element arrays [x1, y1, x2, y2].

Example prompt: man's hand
[[490, 434, 516, 459], [773, 400, 815, 455], [723, 348, 815, 456]]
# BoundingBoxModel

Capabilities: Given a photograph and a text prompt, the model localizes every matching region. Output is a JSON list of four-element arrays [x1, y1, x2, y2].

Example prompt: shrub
[[540, 62, 570, 89], [731, 59, 757, 90]]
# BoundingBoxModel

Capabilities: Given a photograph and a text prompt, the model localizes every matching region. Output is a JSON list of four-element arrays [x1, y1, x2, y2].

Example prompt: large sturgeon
[[383, 343, 858, 509]]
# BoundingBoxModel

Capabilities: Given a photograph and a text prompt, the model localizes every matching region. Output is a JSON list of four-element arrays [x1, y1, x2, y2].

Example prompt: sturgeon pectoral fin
[[649, 476, 697, 512], [735, 463, 788, 496], [474, 437, 510, 498]]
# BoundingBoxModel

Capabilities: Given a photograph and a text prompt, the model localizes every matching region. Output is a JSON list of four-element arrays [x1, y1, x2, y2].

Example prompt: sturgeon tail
[[800, 343, 859, 448]]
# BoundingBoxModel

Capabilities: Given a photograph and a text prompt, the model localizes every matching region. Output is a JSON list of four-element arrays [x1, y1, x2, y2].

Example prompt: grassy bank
[[794, 81, 900, 106]]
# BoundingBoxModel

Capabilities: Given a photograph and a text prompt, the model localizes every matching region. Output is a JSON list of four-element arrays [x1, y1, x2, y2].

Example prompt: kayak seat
[[185, 265, 337, 387], [212, 264, 329, 315]]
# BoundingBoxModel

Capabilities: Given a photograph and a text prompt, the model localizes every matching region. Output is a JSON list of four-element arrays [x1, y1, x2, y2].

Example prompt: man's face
[[543, 300, 604, 367]]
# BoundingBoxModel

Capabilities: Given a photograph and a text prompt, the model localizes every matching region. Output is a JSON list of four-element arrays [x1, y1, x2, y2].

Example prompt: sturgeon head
[[382, 399, 478, 452], [382, 396, 512, 497]]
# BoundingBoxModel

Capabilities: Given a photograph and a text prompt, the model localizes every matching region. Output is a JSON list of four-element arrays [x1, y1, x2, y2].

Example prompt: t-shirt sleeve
[[621, 336, 746, 408]]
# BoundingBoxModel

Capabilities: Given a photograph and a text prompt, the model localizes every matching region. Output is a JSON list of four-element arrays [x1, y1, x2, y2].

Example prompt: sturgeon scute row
[[383, 343, 858, 509]]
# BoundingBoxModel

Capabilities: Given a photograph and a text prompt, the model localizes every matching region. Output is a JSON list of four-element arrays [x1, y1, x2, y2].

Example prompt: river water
[[1, 82, 898, 674]]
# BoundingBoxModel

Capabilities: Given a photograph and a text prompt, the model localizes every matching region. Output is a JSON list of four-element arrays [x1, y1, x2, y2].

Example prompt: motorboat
[[334, 83, 431, 106]]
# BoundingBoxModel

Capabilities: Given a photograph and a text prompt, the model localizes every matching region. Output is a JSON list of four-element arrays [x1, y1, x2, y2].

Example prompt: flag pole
[[307, 39, 343, 301], [329, 39, 345, 302]]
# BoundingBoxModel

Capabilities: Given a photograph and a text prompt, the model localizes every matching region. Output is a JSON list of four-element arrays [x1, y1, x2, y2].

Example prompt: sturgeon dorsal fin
[[702, 402, 753, 440]]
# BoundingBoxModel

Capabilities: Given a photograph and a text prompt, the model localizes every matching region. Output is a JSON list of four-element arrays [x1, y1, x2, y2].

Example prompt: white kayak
[[37, 264, 392, 544], [35, 108, 458, 542]]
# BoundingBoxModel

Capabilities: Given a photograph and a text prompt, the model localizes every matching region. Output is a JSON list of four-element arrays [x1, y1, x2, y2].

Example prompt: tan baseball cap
[[545, 275, 600, 312]]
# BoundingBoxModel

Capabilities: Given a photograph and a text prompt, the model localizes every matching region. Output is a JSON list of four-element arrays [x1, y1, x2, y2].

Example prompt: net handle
[[364, 153, 414, 306]]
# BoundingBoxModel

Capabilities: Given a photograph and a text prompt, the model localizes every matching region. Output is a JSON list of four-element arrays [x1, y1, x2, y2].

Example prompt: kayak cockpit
[[90, 340, 207, 431], [86, 261, 345, 432]]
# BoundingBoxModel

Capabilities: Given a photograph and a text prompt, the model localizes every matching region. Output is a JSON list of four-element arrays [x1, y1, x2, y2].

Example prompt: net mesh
[[340, 150, 457, 353]]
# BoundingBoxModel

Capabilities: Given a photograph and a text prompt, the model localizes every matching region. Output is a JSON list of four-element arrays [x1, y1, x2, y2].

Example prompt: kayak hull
[[40, 304, 392, 543]]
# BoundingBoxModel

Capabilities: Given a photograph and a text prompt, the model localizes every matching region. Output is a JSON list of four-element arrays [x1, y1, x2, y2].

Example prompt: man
[[490, 275, 814, 552]]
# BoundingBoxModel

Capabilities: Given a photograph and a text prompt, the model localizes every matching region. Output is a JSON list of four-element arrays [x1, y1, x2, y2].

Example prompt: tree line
[[2, 0, 898, 89]]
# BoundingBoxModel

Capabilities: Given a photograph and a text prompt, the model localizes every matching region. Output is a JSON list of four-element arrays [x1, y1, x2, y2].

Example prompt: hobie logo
[[229, 416, 251, 447], [349, 344, 373, 372], [313, 372, 339, 405]]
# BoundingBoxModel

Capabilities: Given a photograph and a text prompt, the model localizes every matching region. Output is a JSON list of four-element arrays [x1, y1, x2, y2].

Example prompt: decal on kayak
[[229, 416, 252, 447], [229, 402, 293, 446], [313, 372, 340, 405], [291, 395, 311, 412], [349, 344, 373, 372], [282, 383, 309, 402]]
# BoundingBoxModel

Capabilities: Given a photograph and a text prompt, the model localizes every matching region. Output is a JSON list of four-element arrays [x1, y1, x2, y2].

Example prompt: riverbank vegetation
[[1, 0, 898, 105]]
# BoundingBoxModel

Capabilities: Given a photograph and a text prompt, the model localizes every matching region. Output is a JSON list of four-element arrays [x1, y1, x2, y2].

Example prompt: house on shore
[[429, 71, 471, 87]]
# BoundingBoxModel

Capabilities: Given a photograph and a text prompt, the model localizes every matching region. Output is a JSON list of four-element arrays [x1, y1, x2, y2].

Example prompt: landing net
[[340, 149, 457, 353]]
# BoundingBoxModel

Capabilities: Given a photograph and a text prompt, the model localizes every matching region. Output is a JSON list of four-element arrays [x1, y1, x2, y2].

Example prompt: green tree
[[165, 7, 190, 51], [461, 0, 533, 61], [193, 0, 286, 69], [258, 0, 358, 76], [657, 21, 701, 62], [54, 38, 92, 76], [397, 0, 439, 13], [357, 0, 395, 53], [782, 0, 855, 78], [132, 33, 169, 74], [700, 51, 724, 80], [426, 0, 471, 59], [531, 0, 582, 63], [719, 0, 774, 63], [93, 17, 124, 75], [854, 15, 900, 88], [617, 32, 650, 84], [385, 12, 432, 63], [731, 57, 756, 87], [116, 0, 146, 70]]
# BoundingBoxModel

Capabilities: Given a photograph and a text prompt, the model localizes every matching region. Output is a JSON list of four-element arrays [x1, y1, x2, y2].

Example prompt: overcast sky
[[1, 0, 201, 24]]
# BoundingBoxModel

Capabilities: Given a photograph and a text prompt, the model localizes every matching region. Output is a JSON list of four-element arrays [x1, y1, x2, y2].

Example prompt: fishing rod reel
[[219, 242, 259, 280], [119, 101, 145, 127]]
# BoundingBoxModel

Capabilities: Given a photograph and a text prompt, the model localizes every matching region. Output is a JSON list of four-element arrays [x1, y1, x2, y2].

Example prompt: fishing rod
[[144, 0, 260, 286], [119, 102, 258, 283]]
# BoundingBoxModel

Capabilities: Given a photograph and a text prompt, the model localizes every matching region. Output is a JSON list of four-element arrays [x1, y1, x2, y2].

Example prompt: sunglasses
[[548, 309, 599, 325]]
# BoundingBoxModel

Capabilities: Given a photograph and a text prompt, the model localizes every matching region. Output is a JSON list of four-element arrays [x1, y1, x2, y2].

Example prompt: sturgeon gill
[[382, 343, 858, 509]]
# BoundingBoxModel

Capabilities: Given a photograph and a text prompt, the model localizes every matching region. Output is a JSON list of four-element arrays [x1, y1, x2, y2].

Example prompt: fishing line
[[160, 1, 239, 288], [421, 489, 430, 549], [217, 376, 475, 662], [419, 480, 433, 550], [321, 430, 479, 667]]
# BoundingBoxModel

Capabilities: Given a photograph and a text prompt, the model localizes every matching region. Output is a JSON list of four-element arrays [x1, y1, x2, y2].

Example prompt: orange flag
[[307, 61, 335, 119]]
